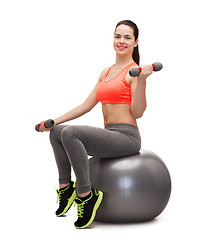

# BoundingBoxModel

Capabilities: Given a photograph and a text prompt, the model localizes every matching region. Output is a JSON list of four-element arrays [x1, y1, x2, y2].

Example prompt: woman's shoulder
[[102, 65, 112, 75], [99, 65, 112, 82]]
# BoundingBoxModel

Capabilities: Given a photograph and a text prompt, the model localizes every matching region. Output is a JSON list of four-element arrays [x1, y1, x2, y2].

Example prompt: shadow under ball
[[89, 149, 171, 223]]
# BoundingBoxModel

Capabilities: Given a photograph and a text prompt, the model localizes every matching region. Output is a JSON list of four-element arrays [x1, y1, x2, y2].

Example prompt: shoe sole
[[75, 191, 103, 229], [56, 190, 77, 217]]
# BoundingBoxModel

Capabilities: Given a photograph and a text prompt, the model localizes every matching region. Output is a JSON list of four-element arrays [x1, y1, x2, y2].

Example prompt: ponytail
[[133, 45, 140, 65]]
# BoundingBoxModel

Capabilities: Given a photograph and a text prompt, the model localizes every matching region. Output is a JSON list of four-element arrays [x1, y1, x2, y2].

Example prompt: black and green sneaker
[[56, 181, 76, 217], [74, 188, 103, 229]]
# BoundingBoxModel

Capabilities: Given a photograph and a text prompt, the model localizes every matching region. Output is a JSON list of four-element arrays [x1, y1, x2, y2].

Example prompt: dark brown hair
[[115, 20, 140, 65]]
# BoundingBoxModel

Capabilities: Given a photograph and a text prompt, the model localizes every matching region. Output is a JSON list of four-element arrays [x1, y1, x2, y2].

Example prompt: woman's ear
[[134, 38, 139, 48]]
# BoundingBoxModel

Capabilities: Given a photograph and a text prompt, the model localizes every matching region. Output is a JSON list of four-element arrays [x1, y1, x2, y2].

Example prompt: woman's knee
[[61, 125, 78, 143], [50, 125, 67, 144]]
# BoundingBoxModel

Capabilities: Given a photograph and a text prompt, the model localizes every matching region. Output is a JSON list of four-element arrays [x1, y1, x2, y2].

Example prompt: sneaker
[[74, 188, 103, 229], [55, 181, 76, 217]]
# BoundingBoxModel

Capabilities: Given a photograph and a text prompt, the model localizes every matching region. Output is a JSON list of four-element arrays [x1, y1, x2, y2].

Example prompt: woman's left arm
[[130, 65, 153, 119]]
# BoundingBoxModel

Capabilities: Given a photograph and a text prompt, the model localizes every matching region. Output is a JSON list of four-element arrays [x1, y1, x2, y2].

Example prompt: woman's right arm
[[54, 87, 99, 126], [38, 69, 107, 132]]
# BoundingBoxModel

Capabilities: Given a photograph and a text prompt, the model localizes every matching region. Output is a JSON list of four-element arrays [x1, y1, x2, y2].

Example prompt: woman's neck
[[115, 54, 134, 68]]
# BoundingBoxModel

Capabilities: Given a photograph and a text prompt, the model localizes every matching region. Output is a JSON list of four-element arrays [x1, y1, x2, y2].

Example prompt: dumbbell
[[129, 62, 163, 77], [35, 119, 55, 132]]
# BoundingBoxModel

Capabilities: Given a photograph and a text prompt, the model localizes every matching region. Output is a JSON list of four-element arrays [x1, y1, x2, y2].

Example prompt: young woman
[[38, 20, 153, 229]]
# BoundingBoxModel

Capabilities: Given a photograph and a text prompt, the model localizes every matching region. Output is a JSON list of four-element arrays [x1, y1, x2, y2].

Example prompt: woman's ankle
[[60, 183, 69, 189], [78, 191, 90, 198]]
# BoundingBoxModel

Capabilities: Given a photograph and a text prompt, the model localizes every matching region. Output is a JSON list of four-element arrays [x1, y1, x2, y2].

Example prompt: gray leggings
[[50, 124, 141, 193]]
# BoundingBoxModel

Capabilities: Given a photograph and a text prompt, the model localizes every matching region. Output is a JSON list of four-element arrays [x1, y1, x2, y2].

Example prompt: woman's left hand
[[139, 64, 153, 80]]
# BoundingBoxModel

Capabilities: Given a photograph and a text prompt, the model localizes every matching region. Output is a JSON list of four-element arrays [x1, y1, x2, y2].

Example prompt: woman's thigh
[[62, 125, 140, 159]]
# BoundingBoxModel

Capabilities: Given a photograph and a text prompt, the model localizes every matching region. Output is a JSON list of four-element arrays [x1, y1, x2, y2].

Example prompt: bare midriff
[[102, 104, 137, 127]]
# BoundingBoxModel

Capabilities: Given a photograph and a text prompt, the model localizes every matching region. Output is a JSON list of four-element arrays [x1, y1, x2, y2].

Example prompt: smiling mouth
[[117, 45, 127, 49]]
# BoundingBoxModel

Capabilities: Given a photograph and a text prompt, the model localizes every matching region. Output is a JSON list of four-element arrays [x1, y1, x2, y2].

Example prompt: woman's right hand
[[38, 121, 55, 132]]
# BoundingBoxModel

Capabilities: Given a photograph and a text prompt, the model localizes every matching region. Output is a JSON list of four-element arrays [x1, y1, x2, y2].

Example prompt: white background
[[1, 0, 211, 238]]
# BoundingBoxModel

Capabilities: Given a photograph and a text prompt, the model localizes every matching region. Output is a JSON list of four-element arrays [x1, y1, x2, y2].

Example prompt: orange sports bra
[[96, 62, 136, 105]]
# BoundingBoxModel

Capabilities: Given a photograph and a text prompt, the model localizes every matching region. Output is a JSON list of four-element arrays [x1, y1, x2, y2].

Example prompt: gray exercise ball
[[89, 149, 171, 223]]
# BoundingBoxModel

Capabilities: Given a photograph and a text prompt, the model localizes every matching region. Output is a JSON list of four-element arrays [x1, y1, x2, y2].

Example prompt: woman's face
[[113, 24, 138, 57]]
